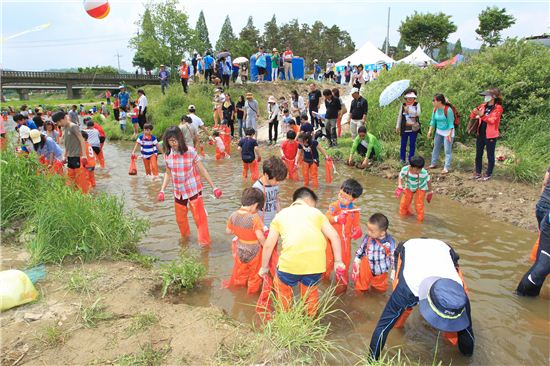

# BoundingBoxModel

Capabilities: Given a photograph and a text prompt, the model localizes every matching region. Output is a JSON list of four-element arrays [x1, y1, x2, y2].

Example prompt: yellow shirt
[[270, 201, 329, 275]]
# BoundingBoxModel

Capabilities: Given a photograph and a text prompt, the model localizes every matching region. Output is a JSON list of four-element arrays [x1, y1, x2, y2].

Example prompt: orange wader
[[325, 159, 333, 184], [355, 239, 391, 292], [399, 189, 426, 222], [174, 194, 211, 246], [242, 160, 259, 181], [222, 127, 231, 155], [224, 237, 262, 294], [282, 157, 299, 181], [530, 234, 540, 263], [96, 145, 105, 168], [215, 145, 224, 160], [324, 203, 360, 292], [84, 144, 97, 187], [142, 154, 159, 176], [301, 161, 319, 188], [274, 274, 319, 316], [337, 115, 342, 137], [67, 166, 90, 194]]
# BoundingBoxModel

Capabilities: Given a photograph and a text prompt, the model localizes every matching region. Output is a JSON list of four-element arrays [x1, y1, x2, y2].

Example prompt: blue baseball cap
[[418, 278, 470, 332]]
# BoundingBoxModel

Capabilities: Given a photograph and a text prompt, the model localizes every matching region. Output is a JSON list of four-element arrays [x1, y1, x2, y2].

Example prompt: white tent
[[335, 41, 395, 70], [397, 46, 436, 66]]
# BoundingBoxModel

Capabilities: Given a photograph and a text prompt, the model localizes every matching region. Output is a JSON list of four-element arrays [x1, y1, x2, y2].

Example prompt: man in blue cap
[[369, 238, 474, 360]]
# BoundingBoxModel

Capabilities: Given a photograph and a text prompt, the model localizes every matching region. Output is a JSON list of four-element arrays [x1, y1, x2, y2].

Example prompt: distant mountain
[[432, 42, 479, 60], [43, 68, 79, 72]]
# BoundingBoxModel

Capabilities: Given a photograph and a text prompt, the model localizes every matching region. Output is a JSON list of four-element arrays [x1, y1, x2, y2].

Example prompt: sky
[[1, 0, 548, 71]]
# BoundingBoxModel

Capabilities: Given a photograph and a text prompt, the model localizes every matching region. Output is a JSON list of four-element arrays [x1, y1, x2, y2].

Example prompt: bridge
[[0, 70, 159, 100]]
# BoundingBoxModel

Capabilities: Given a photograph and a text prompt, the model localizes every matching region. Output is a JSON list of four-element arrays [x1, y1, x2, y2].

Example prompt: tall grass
[[362, 39, 549, 183], [0, 148, 149, 264]]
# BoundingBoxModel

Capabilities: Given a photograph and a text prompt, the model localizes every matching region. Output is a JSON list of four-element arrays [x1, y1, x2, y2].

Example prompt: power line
[[114, 51, 123, 72]]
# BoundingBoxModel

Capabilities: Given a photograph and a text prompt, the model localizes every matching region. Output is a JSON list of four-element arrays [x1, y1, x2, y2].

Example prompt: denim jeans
[[431, 133, 453, 170], [400, 132, 418, 162], [237, 118, 244, 137]]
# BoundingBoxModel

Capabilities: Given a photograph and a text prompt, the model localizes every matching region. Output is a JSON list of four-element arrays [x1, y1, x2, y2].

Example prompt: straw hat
[[268, 95, 276, 103], [246, 92, 253, 99]]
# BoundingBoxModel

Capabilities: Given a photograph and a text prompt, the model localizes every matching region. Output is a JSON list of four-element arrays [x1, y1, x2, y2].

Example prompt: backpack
[[434, 104, 460, 128]]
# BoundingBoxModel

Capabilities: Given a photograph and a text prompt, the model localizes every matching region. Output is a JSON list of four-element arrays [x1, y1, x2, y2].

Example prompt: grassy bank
[[360, 39, 549, 183], [0, 147, 149, 264]]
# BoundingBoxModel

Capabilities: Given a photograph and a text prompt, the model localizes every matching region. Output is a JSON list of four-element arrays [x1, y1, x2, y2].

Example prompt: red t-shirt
[[93, 122, 106, 138], [281, 139, 298, 160], [283, 50, 293, 62]]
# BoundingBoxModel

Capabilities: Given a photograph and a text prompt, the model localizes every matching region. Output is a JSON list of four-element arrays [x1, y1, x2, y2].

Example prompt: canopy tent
[[434, 54, 465, 69], [335, 41, 395, 71], [397, 46, 436, 66]]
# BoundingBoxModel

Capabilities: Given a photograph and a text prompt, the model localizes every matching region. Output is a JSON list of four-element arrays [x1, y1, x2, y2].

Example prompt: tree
[[78, 66, 118, 74], [262, 15, 279, 51], [216, 15, 236, 52], [452, 39, 463, 55], [130, 8, 156, 72], [194, 10, 212, 53], [398, 12, 457, 56], [438, 42, 449, 61], [234, 16, 260, 57], [476, 6, 516, 47]]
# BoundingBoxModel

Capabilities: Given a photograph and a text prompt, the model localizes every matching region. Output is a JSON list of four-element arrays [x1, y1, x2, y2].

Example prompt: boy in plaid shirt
[[352, 213, 396, 292]]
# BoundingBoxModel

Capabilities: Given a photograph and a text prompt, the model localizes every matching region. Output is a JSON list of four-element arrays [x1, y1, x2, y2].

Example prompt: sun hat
[[313, 59, 318, 62], [351, 87, 360, 94], [160, 64, 165, 67], [479, 90, 494, 97], [188, 105, 196, 111], [118, 85, 125, 89], [268, 95, 277, 103], [272, 48, 278, 52], [19, 125, 31, 139], [246, 92, 253, 99], [29, 129, 42, 144], [418, 278, 470, 332], [181, 58, 186, 62], [405, 92, 417, 98]]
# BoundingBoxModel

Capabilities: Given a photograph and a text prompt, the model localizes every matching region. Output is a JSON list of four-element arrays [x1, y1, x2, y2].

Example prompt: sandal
[[441, 169, 449, 174]]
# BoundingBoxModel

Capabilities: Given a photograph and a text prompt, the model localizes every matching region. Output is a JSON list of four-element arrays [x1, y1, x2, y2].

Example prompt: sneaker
[[400, 160, 407, 166], [480, 175, 492, 181], [472, 174, 482, 180]]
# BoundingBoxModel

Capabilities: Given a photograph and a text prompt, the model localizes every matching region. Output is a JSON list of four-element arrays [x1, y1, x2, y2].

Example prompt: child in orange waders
[[80, 131, 97, 188], [224, 187, 267, 294], [52, 110, 90, 193], [93, 120, 106, 168], [212, 131, 229, 160], [295, 132, 329, 189], [324, 179, 364, 292], [220, 121, 231, 155], [238, 128, 261, 181], [158, 126, 222, 246], [132, 123, 160, 178], [280, 130, 299, 181], [29, 129, 64, 175], [396, 155, 433, 222], [352, 213, 396, 293], [289, 120, 300, 136]]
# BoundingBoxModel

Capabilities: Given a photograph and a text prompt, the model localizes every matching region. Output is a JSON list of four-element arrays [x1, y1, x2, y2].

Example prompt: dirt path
[[0, 246, 248, 366]]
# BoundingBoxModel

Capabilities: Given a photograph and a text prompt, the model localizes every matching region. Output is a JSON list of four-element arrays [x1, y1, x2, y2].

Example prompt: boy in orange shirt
[[225, 187, 266, 294], [80, 131, 97, 188], [280, 130, 299, 180], [324, 178, 364, 292]]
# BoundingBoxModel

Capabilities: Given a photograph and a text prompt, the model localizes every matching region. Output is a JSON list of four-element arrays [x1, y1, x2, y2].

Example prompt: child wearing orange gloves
[[324, 178, 363, 292], [225, 187, 267, 294], [352, 213, 396, 292], [396, 155, 433, 222]]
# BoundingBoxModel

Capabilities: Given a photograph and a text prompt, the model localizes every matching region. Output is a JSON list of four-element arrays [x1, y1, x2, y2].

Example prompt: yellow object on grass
[[0, 270, 39, 311]]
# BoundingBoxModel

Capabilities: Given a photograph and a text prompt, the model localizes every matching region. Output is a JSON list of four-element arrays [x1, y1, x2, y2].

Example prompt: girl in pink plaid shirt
[[159, 126, 222, 246]]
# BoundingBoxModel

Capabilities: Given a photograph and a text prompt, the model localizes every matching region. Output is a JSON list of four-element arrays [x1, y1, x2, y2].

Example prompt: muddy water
[[97, 140, 547, 365]]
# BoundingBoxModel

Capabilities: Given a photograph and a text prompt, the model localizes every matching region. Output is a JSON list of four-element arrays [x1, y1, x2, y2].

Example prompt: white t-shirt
[[188, 114, 204, 130], [138, 95, 148, 109]]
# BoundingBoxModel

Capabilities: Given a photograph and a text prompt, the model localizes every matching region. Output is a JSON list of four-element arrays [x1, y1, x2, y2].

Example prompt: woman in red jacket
[[470, 88, 503, 181]]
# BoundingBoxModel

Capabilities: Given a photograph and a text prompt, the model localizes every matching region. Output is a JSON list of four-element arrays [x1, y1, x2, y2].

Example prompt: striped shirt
[[355, 234, 396, 276], [164, 149, 203, 200], [84, 128, 101, 148], [136, 134, 158, 158], [399, 166, 430, 192]]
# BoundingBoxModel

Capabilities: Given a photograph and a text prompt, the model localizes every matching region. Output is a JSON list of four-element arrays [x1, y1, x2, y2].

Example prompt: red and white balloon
[[83, 0, 110, 19]]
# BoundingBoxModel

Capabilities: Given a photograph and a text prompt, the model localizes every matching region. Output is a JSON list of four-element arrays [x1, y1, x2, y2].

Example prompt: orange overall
[[174, 194, 211, 246], [324, 202, 361, 292], [399, 189, 426, 222], [242, 160, 259, 181], [84, 142, 97, 187], [143, 154, 159, 176], [301, 161, 319, 188], [221, 126, 231, 155], [274, 273, 319, 316], [38, 156, 64, 175], [354, 238, 391, 293]]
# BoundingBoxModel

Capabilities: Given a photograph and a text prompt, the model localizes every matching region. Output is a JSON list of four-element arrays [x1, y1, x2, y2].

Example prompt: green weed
[[123, 252, 159, 269], [65, 271, 101, 295], [36, 325, 69, 347], [125, 312, 159, 335], [158, 252, 206, 297], [79, 298, 113, 328], [113, 343, 170, 366]]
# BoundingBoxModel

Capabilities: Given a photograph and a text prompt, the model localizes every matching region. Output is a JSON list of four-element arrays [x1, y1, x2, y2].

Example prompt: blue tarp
[[249, 55, 305, 81]]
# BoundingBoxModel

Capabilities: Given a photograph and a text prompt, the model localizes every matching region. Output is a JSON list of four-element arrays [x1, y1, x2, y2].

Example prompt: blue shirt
[[159, 70, 169, 81], [355, 234, 396, 276], [36, 136, 63, 160], [137, 134, 159, 158], [300, 123, 313, 133], [238, 137, 258, 163], [204, 55, 214, 70], [429, 107, 454, 131], [26, 120, 38, 130], [256, 53, 267, 68], [118, 91, 130, 107]]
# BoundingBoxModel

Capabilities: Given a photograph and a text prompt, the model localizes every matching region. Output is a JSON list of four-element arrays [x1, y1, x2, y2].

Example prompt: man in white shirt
[[282, 46, 294, 81], [137, 89, 148, 130]]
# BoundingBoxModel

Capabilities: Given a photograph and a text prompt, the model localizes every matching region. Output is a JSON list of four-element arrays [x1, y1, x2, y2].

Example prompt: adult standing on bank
[[427, 94, 455, 174], [178, 59, 190, 94], [307, 83, 322, 129], [282, 45, 294, 81], [267, 95, 279, 145], [396, 89, 421, 164], [271, 48, 280, 82], [137, 89, 148, 131], [323, 88, 341, 147], [369, 238, 474, 360], [255, 47, 267, 83], [349, 87, 368, 139], [469, 88, 503, 181], [159, 64, 170, 95], [243, 93, 259, 131], [191, 53, 198, 81], [118, 85, 130, 112], [105, 89, 111, 105], [203, 51, 215, 83]]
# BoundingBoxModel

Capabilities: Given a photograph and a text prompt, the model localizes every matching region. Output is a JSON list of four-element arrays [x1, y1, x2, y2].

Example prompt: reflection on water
[[99, 141, 548, 365]]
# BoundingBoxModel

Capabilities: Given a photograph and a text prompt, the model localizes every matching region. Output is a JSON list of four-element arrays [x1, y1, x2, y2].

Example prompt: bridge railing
[[0, 70, 158, 81]]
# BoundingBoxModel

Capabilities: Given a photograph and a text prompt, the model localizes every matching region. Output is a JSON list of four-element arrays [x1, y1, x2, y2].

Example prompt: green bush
[[363, 39, 550, 183], [0, 148, 149, 264], [158, 251, 206, 297]]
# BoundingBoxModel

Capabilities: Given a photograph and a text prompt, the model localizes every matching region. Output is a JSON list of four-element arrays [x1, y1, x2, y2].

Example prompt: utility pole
[[114, 51, 122, 73], [386, 7, 391, 55]]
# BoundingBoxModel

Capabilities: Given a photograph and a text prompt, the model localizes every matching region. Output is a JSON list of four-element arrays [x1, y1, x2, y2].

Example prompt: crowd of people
[[3, 68, 547, 363]]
